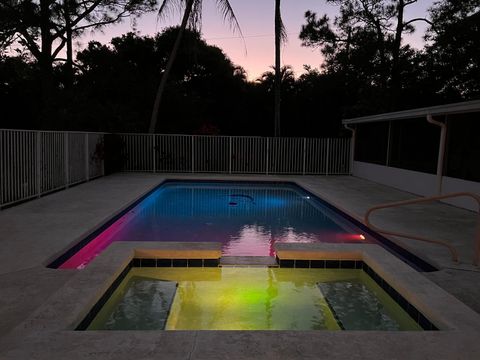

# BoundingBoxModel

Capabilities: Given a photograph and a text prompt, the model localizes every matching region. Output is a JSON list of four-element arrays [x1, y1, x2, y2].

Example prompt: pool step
[[219, 256, 279, 268]]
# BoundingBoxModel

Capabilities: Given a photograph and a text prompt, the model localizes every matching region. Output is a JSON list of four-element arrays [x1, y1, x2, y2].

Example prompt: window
[[445, 113, 480, 182], [389, 117, 440, 174], [354, 122, 389, 165]]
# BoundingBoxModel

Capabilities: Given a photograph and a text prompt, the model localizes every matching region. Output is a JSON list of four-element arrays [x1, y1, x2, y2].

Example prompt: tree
[[0, 0, 156, 122], [390, 0, 434, 105], [72, 29, 246, 133], [258, 65, 295, 92], [274, 0, 287, 136], [293, 66, 345, 136], [425, 0, 480, 99], [148, 0, 242, 133], [299, 0, 434, 110], [0, 53, 41, 129]]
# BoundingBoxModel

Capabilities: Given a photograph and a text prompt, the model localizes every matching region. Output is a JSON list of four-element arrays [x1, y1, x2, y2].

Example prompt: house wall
[[353, 161, 480, 211]]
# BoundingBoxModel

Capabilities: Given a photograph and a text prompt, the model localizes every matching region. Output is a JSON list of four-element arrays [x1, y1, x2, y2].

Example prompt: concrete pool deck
[[2, 241, 480, 359], [1, 173, 479, 359]]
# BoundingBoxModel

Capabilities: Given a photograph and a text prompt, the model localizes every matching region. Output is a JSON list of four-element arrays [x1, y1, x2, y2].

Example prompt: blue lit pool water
[[113, 182, 371, 252], [60, 181, 375, 268]]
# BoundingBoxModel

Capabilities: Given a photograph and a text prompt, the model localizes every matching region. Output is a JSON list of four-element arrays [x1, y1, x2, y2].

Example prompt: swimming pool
[[50, 180, 433, 270], [84, 267, 422, 331]]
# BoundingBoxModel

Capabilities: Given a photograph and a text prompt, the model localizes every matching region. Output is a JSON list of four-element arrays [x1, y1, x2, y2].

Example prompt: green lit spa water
[[87, 268, 421, 331]]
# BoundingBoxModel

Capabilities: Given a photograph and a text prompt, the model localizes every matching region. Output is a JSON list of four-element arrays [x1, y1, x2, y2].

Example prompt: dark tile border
[[323, 296, 346, 330], [47, 180, 292, 269], [76, 257, 219, 330], [133, 258, 220, 268], [361, 262, 438, 330], [47, 181, 170, 269], [75, 260, 133, 330], [277, 257, 438, 331], [48, 179, 437, 272], [77, 256, 437, 331], [297, 186, 437, 272], [277, 258, 363, 270]]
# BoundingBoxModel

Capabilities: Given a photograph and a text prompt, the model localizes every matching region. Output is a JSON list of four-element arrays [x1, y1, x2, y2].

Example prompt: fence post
[[325, 138, 330, 175], [229, 137, 232, 174], [191, 135, 194, 173], [302, 138, 307, 175], [348, 137, 353, 175], [85, 133, 89, 181], [36, 132, 41, 197], [64, 133, 69, 188], [101, 134, 105, 176], [266, 138, 269, 175], [152, 135, 156, 173], [0, 130, 3, 207]]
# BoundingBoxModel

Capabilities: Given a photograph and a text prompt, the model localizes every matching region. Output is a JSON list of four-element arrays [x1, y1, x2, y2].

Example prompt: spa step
[[219, 256, 279, 267]]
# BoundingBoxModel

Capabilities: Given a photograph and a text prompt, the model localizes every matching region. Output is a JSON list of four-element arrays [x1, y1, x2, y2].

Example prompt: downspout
[[427, 114, 447, 195], [344, 124, 356, 175]]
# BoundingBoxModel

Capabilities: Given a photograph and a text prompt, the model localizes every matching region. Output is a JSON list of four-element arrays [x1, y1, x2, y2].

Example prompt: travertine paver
[[0, 173, 166, 337], [1, 242, 480, 360], [1, 172, 479, 358]]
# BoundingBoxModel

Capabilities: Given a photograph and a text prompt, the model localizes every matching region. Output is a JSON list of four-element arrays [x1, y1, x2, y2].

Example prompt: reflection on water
[[61, 182, 374, 268], [88, 268, 421, 331], [111, 183, 373, 255]]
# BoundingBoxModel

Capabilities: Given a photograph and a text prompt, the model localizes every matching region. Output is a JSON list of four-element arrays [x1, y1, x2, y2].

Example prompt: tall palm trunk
[[148, 0, 194, 133], [39, 0, 54, 127], [390, 0, 405, 110], [274, 0, 282, 137], [64, 0, 74, 90]]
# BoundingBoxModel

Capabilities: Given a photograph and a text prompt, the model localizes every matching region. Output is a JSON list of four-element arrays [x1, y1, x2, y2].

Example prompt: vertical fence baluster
[[303, 138, 307, 175], [0, 131, 3, 206], [85, 133, 89, 181], [326, 138, 330, 176], [6, 132, 10, 203], [36, 132, 41, 197], [65, 133, 69, 188], [153, 135, 156, 173], [1, 130, 352, 207], [266, 138, 270, 175], [191, 136, 194, 173]]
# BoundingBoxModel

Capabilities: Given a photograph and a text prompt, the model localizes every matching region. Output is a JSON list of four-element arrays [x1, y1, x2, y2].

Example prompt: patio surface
[[0, 173, 479, 359]]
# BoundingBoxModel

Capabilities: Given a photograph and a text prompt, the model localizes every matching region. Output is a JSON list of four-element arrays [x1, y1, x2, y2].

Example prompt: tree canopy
[[0, 0, 478, 135], [0, 0, 156, 124], [425, 0, 480, 99], [148, 0, 243, 133]]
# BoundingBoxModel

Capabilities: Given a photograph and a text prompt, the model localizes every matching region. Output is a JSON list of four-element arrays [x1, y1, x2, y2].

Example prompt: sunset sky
[[82, 0, 435, 80]]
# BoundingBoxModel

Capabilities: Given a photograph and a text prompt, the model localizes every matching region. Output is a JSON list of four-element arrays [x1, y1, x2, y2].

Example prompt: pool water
[[87, 267, 421, 331], [60, 182, 375, 269]]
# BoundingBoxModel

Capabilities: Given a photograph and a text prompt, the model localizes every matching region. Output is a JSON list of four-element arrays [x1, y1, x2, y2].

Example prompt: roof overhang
[[342, 100, 480, 125]]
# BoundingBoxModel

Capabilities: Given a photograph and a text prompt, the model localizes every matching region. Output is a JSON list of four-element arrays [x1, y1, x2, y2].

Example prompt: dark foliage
[[1, 1, 479, 135]]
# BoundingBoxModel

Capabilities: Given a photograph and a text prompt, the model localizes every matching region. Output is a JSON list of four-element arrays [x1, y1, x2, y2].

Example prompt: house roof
[[342, 100, 480, 125]]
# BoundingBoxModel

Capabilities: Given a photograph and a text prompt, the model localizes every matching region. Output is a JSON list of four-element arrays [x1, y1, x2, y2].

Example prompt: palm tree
[[148, 0, 242, 133], [258, 65, 295, 91], [274, 0, 287, 137]]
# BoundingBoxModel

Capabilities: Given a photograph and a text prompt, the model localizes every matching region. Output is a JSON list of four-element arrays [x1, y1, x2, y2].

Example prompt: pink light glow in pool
[[59, 210, 137, 269], [57, 182, 374, 269]]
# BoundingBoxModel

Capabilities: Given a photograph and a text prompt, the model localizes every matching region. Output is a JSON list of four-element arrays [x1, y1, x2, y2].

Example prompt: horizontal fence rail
[[1, 129, 104, 208], [120, 134, 351, 175], [1, 130, 351, 208]]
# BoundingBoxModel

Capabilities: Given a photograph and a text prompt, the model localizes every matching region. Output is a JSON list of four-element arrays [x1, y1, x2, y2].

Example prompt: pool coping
[[46, 177, 436, 272], [84, 242, 480, 332], [79, 244, 438, 331], [3, 173, 479, 359], [0, 242, 480, 359], [2, 242, 480, 359]]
